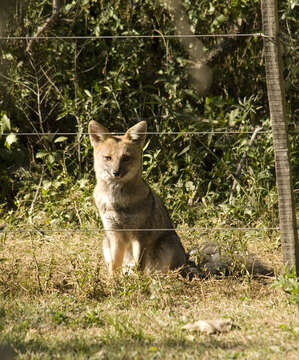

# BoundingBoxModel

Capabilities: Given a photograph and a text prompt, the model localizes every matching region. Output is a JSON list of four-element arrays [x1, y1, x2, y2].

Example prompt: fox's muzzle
[[113, 170, 121, 177]]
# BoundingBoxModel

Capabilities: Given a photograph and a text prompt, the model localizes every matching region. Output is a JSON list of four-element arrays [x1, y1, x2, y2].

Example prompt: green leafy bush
[[272, 266, 299, 305], [0, 0, 297, 228]]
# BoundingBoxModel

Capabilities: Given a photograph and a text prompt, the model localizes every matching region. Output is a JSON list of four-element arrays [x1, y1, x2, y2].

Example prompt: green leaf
[[0, 113, 11, 133], [5, 133, 17, 150], [48, 154, 55, 164], [54, 136, 68, 143], [84, 89, 92, 97], [36, 151, 48, 159], [178, 145, 190, 157]]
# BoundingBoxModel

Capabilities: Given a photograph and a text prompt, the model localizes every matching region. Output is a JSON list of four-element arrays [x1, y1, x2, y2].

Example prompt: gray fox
[[89, 120, 187, 275], [89, 120, 272, 277]]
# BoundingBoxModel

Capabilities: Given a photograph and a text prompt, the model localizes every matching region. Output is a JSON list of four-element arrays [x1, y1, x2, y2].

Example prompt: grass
[[0, 229, 298, 360]]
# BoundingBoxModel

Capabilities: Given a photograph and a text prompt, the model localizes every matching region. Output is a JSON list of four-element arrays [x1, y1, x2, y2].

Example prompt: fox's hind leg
[[144, 234, 186, 273]]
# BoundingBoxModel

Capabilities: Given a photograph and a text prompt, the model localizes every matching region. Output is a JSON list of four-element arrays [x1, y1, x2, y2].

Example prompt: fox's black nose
[[113, 170, 121, 177]]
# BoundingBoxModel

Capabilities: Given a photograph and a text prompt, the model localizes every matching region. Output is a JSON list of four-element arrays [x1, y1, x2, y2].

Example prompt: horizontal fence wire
[[2, 130, 298, 136], [1, 227, 280, 234], [0, 131, 272, 136], [0, 33, 268, 40]]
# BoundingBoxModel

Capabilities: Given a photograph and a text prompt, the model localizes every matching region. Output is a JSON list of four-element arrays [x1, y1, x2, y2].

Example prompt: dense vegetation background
[[0, 0, 298, 229]]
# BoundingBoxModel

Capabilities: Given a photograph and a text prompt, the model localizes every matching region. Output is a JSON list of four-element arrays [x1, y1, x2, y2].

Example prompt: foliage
[[0, 4, 298, 358], [0, 0, 297, 229], [272, 265, 299, 305]]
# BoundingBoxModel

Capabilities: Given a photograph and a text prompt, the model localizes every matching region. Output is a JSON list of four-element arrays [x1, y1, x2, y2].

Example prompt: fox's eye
[[104, 155, 112, 161], [122, 155, 130, 162]]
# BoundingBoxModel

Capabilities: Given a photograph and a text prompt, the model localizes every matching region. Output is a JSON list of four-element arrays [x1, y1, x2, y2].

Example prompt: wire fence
[[1, 227, 280, 234], [0, 29, 292, 236], [0, 33, 268, 40], [0, 130, 273, 136]]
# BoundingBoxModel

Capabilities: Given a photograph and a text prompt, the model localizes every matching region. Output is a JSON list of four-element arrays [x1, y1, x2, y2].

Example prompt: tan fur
[[89, 120, 187, 275]]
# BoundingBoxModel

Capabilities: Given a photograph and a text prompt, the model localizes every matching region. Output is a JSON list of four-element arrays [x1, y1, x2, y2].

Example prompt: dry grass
[[0, 231, 298, 359]]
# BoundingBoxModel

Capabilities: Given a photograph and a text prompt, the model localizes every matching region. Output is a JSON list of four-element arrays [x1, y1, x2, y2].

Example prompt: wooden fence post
[[261, 0, 299, 275]]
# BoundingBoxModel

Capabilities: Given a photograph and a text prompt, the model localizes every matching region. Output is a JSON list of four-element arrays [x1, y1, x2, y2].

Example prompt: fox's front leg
[[131, 238, 146, 271], [102, 234, 126, 274]]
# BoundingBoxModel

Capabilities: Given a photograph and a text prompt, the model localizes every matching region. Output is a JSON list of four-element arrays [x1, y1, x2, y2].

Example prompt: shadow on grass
[[0, 344, 17, 360], [1, 335, 246, 359]]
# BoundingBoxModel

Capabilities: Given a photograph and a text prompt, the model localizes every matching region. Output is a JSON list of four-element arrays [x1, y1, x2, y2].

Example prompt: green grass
[[0, 230, 298, 359]]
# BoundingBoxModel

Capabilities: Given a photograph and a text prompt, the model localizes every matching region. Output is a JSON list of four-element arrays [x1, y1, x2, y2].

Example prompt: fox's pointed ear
[[89, 120, 109, 147], [125, 121, 147, 145]]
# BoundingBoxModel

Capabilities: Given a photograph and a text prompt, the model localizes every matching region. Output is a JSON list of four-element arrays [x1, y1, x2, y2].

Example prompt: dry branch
[[162, 0, 212, 94], [26, 0, 61, 53]]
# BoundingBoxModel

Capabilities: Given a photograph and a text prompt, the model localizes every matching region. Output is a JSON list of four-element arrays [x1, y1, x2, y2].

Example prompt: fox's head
[[89, 120, 147, 183]]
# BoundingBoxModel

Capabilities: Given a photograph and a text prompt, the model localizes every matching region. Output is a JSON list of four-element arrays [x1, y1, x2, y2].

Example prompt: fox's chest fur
[[94, 180, 152, 230]]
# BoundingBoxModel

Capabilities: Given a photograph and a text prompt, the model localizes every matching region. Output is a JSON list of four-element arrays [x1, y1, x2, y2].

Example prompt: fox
[[89, 120, 187, 275], [89, 120, 272, 278]]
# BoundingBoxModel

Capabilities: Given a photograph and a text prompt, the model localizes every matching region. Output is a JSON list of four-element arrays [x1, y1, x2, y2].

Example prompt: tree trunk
[[261, 0, 299, 275]]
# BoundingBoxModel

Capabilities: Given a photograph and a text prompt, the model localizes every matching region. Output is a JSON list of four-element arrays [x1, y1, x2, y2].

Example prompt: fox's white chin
[[99, 170, 137, 184]]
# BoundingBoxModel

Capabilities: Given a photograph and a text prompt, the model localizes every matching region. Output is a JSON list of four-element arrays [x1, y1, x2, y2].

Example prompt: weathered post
[[261, 0, 299, 275]]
